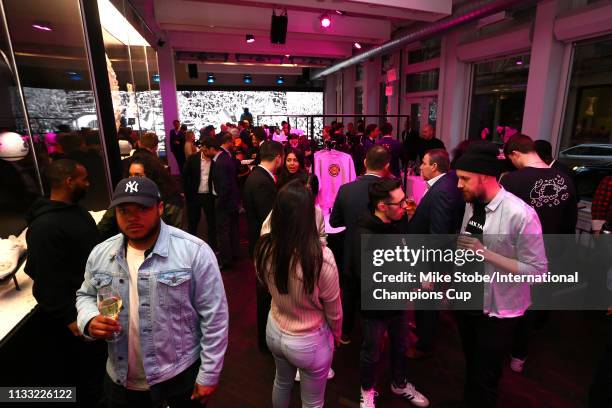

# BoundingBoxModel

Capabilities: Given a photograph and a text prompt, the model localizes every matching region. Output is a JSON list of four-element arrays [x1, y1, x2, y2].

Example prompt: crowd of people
[[20, 111, 612, 408]]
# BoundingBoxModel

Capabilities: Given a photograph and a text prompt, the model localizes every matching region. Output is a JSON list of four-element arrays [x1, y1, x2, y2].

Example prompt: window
[[354, 86, 363, 115], [381, 54, 392, 74], [467, 54, 530, 142], [559, 36, 612, 197], [407, 38, 441, 64], [356, 63, 363, 82], [406, 69, 439, 93]]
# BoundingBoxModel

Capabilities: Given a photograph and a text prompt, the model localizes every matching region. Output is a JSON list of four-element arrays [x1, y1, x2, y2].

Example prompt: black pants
[[589, 315, 612, 407], [414, 309, 439, 353], [215, 205, 239, 266], [186, 193, 216, 249], [104, 360, 203, 408], [455, 312, 519, 407], [36, 310, 107, 408]]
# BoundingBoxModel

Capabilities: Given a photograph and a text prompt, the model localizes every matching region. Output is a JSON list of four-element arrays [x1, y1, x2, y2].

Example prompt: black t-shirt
[[500, 167, 578, 234]]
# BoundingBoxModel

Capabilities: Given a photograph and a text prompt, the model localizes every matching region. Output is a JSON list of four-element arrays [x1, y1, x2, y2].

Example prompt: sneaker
[[360, 388, 378, 408], [295, 368, 335, 381], [339, 334, 351, 345], [390, 382, 430, 407], [510, 356, 526, 373]]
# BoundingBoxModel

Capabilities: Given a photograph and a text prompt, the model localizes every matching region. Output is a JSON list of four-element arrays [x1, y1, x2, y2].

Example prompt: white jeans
[[266, 314, 334, 408]]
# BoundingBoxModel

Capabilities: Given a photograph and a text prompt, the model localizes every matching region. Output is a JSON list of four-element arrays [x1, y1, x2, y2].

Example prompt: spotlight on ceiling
[[319, 14, 331, 29], [66, 71, 82, 81], [207, 74, 215, 84], [152, 74, 160, 83], [276, 76, 284, 85], [243, 74, 252, 84], [335, 10, 345, 16], [246, 34, 255, 43], [354, 42, 362, 49], [32, 22, 53, 31]]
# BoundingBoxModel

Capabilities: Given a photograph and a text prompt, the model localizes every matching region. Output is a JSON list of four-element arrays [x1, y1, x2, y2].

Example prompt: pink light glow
[[247, 38, 255, 43], [516, 60, 524, 65], [354, 42, 362, 49], [320, 16, 331, 28], [32, 23, 52, 31]]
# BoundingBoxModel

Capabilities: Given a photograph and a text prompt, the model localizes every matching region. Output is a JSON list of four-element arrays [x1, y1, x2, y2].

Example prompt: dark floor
[[0, 213, 608, 407], [203, 216, 606, 408]]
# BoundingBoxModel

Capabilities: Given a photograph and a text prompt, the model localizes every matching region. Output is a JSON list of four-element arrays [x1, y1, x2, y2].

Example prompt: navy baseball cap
[[109, 177, 161, 208]]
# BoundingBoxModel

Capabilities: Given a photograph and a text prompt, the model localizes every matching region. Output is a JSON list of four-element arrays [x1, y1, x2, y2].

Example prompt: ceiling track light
[[246, 34, 255, 43], [354, 42, 362, 49], [207, 73, 215, 84], [319, 13, 331, 29], [243, 74, 252, 84]]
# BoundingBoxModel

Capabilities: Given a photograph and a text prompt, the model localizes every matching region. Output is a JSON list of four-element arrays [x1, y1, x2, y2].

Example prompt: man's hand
[[191, 384, 217, 405], [87, 315, 121, 340], [457, 235, 484, 252], [67, 321, 82, 337]]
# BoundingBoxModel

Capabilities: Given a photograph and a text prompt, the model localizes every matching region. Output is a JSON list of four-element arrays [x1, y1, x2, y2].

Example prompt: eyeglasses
[[384, 198, 409, 207]]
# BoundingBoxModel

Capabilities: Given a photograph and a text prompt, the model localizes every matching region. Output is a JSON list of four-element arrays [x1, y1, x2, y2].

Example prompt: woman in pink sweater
[[255, 179, 342, 408]]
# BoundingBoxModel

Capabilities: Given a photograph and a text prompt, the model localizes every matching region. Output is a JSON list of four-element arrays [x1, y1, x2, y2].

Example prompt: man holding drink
[[76, 177, 229, 407]]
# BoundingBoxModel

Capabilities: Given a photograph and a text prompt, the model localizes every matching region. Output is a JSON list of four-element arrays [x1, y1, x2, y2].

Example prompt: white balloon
[[0, 132, 29, 162]]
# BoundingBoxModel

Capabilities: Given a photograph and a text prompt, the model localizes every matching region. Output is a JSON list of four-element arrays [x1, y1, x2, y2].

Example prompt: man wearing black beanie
[[452, 141, 548, 407]]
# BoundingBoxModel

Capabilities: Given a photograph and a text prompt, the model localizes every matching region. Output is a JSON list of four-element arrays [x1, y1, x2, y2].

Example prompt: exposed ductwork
[[312, 0, 531, 79]]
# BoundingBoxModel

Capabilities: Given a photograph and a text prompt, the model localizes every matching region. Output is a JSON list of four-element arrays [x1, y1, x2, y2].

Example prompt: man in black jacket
[[406, 149, 465, 358], [243, 140, 284, 351], [203, 135, 240, 270], [359, 178, 430, 408], [182, 142, 216, 248], [25, 159, 106, 407], [330, 145, 390, 343]]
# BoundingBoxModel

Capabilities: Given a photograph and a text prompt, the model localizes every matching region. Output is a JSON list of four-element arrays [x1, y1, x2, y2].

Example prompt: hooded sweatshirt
[[25, 198, 100, 325]]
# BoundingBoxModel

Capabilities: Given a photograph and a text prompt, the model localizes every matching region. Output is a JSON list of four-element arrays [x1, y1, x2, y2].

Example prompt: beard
[[122, 217, 161, 244], [71, 187, 87, 203]]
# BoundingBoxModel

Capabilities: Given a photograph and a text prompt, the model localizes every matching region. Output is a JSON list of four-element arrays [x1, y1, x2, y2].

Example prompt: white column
[[324, 74, 337, 124], [364, 57, 380, 119], [438, 28, 471, 151], [521, 0, 571, 142], [157, 43, 180, 175]]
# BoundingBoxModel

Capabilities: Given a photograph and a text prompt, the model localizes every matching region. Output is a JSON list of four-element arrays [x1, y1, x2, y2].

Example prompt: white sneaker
[[510, 357, 526, 373], [360, 388, 377, 408], [390, 382, 430, 407], [295, 368, 335, 381]]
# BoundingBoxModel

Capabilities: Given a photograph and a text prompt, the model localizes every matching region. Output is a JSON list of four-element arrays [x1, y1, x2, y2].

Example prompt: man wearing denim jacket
[[76, 177, 228, 407]]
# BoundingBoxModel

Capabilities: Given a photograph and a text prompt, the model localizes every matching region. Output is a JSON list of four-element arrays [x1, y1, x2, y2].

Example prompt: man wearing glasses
[[357, 178, 430, 408]]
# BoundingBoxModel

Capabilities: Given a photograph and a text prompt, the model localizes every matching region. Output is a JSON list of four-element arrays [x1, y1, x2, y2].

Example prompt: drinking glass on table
[[97, 286, 123, 342]]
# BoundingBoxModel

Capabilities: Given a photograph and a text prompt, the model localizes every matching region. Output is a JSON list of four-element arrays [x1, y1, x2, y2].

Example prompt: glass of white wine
[[97, 286, 123, 342]]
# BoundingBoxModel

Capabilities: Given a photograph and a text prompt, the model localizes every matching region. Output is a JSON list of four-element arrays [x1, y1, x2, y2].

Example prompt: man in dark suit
[[330, 145, 391, 343], [243, 140, 284, 351], [416, 124, 446, 167], [169, 119, 186, 171], [182, 142, 216, 249], [203, 135, 240, 270], [407, 148, 465, 358]]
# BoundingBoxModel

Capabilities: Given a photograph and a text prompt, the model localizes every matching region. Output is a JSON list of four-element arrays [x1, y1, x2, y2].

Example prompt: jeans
[[104, 360, 202, 408], [360, 314, 410, 390], [266, 315, 334, 408]]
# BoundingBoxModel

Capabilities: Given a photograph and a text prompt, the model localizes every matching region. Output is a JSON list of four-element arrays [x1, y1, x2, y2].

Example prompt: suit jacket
[[182, 153, 210, 200], [330, 174, 381, 277], [211, 149, 239, 211], [243, 166, 277, 257], [407, 171, 465, 234]]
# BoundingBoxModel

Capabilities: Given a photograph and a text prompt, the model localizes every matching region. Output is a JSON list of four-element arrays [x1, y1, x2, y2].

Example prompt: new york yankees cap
[[109, 177, 161, 208]]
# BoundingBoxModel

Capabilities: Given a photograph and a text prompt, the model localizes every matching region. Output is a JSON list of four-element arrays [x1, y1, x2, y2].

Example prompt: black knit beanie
[[454, 141, 503, 177]]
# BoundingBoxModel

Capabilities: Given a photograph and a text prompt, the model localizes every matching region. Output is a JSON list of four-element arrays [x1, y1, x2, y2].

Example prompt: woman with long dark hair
[[277, 147, 319, 196], [255, 180, 342, 408]]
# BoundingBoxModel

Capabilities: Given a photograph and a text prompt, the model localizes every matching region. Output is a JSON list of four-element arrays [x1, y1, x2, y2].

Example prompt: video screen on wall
[[177, 90, 324, 139]]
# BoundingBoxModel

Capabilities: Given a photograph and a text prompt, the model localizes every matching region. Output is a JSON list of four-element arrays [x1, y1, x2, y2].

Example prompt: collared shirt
[[426, 173, 445, 189], [198, 154, 212, 194], [76, 221, 229, 387], [258, 164, 275, 181], [460, 187, 547, 318]]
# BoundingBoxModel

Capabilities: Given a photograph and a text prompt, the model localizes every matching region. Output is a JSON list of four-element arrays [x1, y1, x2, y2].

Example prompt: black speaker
[[270, 12, 288, 44], [188, 63, 198, 79]]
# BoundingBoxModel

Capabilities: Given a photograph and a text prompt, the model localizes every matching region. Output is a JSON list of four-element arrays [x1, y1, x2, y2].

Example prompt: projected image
[[177, 91, 324, 139]]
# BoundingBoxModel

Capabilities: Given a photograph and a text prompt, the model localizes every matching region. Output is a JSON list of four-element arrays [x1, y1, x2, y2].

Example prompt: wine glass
[[97, 286, 123, 342]]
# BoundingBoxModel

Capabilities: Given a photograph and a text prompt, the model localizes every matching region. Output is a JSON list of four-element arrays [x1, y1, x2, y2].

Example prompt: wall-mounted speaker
[[188, 63, 198, 79], [270, 11, 288, 44]]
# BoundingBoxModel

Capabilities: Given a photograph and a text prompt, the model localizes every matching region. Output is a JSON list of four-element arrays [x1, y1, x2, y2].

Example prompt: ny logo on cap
[[125, 180, 139, 193]]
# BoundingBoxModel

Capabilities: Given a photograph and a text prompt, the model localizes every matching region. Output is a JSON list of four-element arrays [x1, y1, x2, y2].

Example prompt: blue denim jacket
[[76, 221, 228, 387]]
